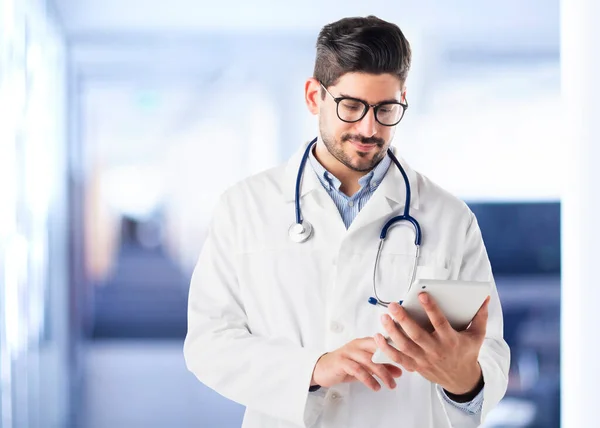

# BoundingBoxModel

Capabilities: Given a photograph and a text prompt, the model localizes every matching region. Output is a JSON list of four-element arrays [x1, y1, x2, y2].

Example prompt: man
[[184, 15, 510, 428]]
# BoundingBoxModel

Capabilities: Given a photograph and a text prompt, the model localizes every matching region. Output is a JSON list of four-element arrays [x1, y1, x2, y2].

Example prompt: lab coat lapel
[[282, 140, 348, 236], [282, 140, 321, 203]]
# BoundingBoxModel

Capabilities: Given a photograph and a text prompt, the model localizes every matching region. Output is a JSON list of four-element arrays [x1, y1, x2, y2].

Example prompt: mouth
[[350, 140, 378, 152]]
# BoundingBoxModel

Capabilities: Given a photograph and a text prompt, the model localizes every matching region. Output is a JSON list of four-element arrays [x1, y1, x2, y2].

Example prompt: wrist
[[310, 369, 319, 387], [445, 362, 483, 397], [311, 352, 328, 387]]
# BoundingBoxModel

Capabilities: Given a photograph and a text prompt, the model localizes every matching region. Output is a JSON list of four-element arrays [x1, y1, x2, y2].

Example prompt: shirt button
[[330, 392, 341, 400], [330, 321, 344, 333], [348, 200, 354, 207]]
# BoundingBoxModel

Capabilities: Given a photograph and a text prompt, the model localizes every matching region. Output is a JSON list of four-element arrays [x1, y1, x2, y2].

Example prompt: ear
[[305, 78, 322, 115], [401, 88, 408, 103]]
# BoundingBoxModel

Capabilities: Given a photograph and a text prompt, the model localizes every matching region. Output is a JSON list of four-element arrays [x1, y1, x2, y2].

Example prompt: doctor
[[184, 15, 510, 428]]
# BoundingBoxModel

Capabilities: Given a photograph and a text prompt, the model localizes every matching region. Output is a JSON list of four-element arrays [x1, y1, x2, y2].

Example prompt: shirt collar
[[283, 140, 420, 211], [308, 145, 392, 193]]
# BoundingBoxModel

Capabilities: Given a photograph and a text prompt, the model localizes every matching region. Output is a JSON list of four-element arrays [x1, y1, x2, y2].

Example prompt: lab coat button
[[330, 321, 344, 333]]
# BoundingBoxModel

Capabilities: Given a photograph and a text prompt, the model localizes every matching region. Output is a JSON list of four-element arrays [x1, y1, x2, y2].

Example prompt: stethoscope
[[288, 137, 422, 308]]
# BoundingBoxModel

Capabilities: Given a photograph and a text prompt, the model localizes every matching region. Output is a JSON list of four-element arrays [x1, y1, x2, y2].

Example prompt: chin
[[347, 157, 376, 172]]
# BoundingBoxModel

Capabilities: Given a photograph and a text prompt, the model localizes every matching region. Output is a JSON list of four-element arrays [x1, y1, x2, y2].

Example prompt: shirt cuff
[[438, 385, 485, 415]]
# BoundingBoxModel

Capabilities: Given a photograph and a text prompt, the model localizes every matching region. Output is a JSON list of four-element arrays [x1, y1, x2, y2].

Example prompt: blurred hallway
[[91, 243, 188, 340]]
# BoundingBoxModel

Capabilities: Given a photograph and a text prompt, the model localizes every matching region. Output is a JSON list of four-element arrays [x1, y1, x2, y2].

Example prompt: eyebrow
[[339, 92, 401, 104]]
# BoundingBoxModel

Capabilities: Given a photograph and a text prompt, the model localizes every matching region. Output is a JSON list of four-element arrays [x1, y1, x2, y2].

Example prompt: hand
[[311, 337, 403, 392], [375, 294, 490, 395]]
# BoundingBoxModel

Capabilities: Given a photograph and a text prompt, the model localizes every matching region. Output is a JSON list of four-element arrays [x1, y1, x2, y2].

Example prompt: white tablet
[[371, 279, 491, 366]]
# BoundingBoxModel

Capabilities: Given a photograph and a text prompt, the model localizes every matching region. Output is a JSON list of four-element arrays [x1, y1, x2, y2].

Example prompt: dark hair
[[314, 15, 412, 92]]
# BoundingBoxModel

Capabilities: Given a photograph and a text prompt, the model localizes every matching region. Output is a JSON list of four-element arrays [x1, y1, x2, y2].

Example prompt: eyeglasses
[[320, 82, 408, 126]]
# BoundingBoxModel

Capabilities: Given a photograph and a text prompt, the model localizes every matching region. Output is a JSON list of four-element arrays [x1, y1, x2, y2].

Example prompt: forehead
[[331, 73, 404, 103]]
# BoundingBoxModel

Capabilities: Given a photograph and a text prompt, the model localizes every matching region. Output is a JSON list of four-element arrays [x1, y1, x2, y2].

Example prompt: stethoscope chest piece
[[288, 221, 313, 243]]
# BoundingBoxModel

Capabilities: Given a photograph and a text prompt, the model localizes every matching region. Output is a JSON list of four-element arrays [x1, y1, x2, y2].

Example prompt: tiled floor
[[79, 340, 245, 428]]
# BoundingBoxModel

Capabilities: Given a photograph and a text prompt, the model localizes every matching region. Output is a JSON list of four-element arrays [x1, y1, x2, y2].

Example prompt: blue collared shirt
[[308, 148, 392, 229], [308, 147, 484, 415]]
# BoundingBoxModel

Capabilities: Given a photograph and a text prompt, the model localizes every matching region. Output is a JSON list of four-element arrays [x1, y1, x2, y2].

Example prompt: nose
[[356, 108, 377, 137]]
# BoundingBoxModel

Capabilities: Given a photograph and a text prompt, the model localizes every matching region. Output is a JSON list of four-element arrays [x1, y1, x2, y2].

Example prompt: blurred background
[[0, 0, 565, 427]]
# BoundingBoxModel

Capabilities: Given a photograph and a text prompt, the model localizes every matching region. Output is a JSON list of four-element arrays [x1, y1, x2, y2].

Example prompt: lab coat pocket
[[414, 265, 450, 281], [372, 255, 449, 305]]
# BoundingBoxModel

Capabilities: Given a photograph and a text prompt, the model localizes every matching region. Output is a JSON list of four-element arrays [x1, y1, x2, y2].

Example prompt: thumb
[[468, 296, 490, 337]]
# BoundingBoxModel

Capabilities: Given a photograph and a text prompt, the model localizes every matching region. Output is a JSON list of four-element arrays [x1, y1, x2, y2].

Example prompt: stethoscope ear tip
[[368, 297, 378, 305]]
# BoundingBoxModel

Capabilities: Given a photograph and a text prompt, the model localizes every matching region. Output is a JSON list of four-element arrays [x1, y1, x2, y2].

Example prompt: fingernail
[[389, 303, 400, 313], [419, 293, 429, 304], [381, 314, 389, 324]]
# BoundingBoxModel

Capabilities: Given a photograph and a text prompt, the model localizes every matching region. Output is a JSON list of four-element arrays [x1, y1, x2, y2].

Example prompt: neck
[[314, 142, 368, 197]]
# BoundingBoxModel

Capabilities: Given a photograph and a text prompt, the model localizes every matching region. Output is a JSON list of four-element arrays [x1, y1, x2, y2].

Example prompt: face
[[305, 72, 406, 173]]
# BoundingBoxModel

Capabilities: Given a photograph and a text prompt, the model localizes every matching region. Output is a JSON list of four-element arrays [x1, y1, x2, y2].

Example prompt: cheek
[[327, 122, 353, 142], [320, 109, 337, 130], [387, 126, 397, 139], [379, 127, 395, 144]]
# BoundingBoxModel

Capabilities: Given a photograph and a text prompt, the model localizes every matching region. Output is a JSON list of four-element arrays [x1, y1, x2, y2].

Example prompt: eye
[[378, 104, 399, 114], [340, 100, 363, 111]]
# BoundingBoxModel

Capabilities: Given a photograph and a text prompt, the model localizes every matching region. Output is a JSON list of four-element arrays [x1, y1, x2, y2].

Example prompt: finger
[[353, 337, 378, 353], [467, 296, 490, 337], [374, 333, 418, 372], [343, 359, 381, 392], [383, 364, 404, 378], [385, 306, 434, 355], [356, 350, 399, 389], [418, 293, 454, 338]]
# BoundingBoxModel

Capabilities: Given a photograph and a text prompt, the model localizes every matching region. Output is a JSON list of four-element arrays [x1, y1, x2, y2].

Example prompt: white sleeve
[[183, 193, 326, 427], [440, 212, 511, 427]]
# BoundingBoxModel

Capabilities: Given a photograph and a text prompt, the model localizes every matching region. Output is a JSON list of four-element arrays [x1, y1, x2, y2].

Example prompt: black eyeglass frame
[[319, 82, 409, 126]]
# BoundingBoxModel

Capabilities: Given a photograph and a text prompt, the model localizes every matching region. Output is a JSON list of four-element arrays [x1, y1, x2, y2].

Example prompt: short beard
[[320, 121, 387, 172]]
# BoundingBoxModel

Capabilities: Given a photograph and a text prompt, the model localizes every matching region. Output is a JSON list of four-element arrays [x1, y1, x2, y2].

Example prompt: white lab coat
[[184, 140, 510, 428]]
